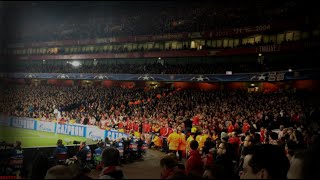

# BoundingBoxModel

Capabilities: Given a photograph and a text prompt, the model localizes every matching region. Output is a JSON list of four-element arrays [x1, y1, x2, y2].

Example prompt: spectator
[[239, 144, 289, 179], [185, 140, 204, 177], [215, 142, 235, 179], [45, 165, 74, 179], [31, 152, 51, 179], [244, 135, 255, 147], [160, 154, 183, 179], [269, 132, 279, 145], [74, 142, 92, 164], [104, 137, 112, 147], [202, 164, 225, 179], [95, 141, 105, 156], [202, 137, 214, 155], [202, 148, 214, 169], [10, 141, 23, 159], [287, 142, 320, 179], [54, 139, 68, 157], [100, 147, 127, 179], [286, 149, 295, 161]]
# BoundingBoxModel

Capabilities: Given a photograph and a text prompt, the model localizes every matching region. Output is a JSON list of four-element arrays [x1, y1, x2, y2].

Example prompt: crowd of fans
[[4, 1, 306, 42], [1, 85, 319, 134], [1, 83, 320, 179], [1, 1, 319, 179]]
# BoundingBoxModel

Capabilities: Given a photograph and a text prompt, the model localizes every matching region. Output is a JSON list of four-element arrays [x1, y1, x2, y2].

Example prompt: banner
[[0, 115, 11, 127], [0, 116, 131, 141], [36, 121, 56, 133], [11, 117, 36, 130], [4, 69, 320, 82], [86, 126, 105, 141], [105, 130, 128, 141], [55, 123, 86, 137]]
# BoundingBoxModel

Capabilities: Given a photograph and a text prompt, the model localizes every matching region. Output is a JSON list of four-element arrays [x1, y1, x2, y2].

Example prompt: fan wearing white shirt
[[53, 108, 62, 120]]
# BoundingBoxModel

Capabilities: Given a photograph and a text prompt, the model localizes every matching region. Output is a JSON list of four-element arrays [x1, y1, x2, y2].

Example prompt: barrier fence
[[0, 116, 128, 142]]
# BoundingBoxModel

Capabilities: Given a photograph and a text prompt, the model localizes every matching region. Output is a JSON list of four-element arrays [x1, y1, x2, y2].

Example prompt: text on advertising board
[[11, 118, 35, 130], [56, 124, 85, 137]]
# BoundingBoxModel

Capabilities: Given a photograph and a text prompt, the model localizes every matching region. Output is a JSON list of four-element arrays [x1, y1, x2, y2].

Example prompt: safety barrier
[[0, 116, 128, 141]]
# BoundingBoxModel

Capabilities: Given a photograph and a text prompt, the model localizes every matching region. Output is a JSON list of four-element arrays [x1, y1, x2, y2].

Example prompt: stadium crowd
[[1, 0, 319, 179], [1, 84, 320, 179], [2, 85, 318, 133]]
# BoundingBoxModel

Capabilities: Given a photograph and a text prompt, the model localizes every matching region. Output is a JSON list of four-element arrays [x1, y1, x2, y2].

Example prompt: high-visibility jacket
[[152, 135, 162, 147], [191, 127, 197, 133], [195, 135, 202, 144], [199, 134, 209, 150], [195, 135, 204, 150], [186, 136, 194, 152], [167, 132, 180, 151], [178, 133, 186, 151], [134, 131, 141, 138]]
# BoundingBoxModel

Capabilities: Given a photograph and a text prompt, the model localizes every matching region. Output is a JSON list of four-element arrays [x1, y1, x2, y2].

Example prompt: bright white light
[[158, 57, 161, 60], [251, 84, 255, 86], [71, 61, 81, 67], [43, 59, 45, 62], [288, 69, 292, 72], [259, 53, 262, 57]]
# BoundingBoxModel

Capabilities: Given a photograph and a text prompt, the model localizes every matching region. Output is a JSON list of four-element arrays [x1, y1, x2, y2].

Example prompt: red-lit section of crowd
[[1, 85, 319, 138], [1, 84, 320, 179]]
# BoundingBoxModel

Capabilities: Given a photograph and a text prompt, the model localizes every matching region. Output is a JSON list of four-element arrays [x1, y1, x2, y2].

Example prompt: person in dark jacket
[[99, 147, 127, 179], [202, 137, 214, 155], [287, 142, 320, 179], [7, 141, 24, 176], [94, 141, 105, 156], [240, 144, 289, 179], [10, 141, 23, 159], [74, 142, 91, 163], [31, 152, 51, 179], [45, 165, 74, 179], [104, 137, 112, 147], [54, 139, 68, 157], [215, 142, 235, 179], [136, 136, 145, 158]]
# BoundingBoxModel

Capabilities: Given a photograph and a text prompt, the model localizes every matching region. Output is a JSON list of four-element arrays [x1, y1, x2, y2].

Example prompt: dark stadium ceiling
[[1, 1, 188, 8], [1, 1, 299, 9], [0, 0, 306, 15]]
